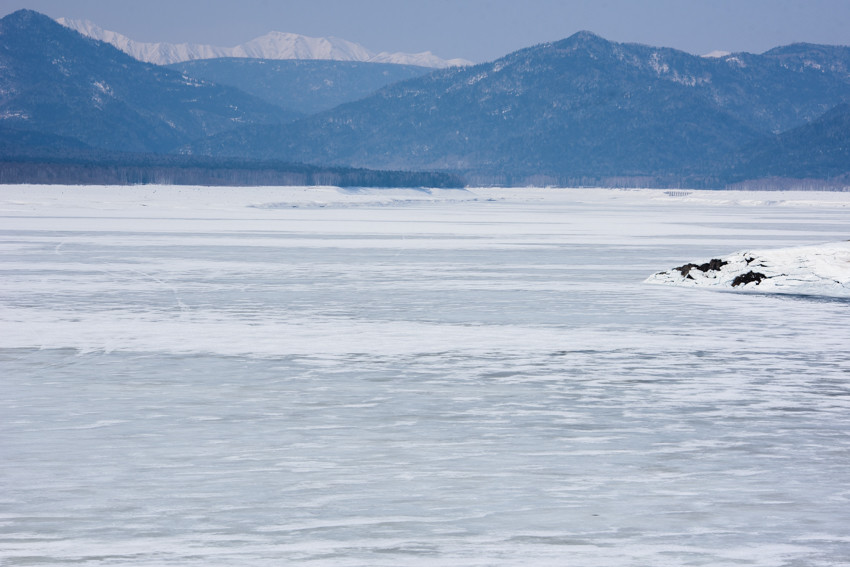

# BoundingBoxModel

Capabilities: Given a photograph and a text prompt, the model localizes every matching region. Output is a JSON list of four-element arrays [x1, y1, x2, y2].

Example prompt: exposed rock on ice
[[645, 241, 850, 297]]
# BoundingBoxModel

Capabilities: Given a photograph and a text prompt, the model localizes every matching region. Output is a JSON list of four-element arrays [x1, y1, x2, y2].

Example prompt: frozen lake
[[2, 185, 850, 566]]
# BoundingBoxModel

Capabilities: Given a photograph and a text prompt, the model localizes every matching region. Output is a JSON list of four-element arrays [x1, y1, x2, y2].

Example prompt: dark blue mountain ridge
[[190, 30, 850, 184], [0, 10, 299, 154], [168, 58, 434, 116], [725, 102, 850, 183], [762, 43, 850, 80], [4, 10, 850, 186]]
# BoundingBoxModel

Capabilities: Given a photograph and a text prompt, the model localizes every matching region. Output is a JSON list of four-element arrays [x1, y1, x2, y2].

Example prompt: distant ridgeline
[[2, 9, 850, 188]]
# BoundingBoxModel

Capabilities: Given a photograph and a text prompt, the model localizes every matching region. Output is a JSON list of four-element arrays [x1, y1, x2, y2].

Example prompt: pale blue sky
[[2, 0, 849, 62]]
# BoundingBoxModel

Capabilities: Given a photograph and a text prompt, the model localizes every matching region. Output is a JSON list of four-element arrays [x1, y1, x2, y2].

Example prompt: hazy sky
[[2, 0, 849, 62]]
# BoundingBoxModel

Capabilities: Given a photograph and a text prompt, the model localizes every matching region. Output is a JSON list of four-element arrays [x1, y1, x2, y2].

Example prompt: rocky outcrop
[[675, 258, 728, 279], [731, 271, 768, 287], [645, 241, 850, 297]]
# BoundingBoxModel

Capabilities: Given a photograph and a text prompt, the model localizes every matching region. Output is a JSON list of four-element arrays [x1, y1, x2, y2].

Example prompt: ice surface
[[2, 185, 850, 566]]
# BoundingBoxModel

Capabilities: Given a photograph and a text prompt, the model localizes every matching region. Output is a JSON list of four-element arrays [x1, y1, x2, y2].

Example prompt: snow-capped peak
[[701, 50, 732, 59], [56, 17, 472, 68]]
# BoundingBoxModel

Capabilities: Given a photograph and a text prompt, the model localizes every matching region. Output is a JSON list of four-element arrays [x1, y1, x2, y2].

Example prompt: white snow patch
[[0, 110, 29, 120], [649, 52, 670, 74], [466, 71, 488, 85], [92, 80, 113, 96]]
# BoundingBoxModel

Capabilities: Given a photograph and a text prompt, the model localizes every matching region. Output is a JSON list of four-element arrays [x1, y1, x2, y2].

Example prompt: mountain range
[[0, 10, 295, 154], [725, 103, 850, 183], [167, 59, 433, 115], [190, 31, 850, 185], [2, 9, 850, 188], [57, 17, 472, 68]]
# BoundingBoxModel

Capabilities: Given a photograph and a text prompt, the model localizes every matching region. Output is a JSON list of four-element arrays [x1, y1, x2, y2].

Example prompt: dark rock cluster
[[675, 259, 728, 279], [731, 271, 768, 287]]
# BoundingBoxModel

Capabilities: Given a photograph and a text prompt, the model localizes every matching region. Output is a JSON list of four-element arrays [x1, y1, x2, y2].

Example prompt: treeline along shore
[[0, 153, 465, 188]]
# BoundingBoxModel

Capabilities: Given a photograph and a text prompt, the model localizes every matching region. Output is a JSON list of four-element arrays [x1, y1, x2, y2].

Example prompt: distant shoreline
[[3, 158, 850, 191], [0, 157, 464, 189]]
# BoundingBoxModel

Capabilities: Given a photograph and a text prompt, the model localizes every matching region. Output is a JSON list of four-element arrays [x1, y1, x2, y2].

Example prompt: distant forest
[[0, 153, 465, 188], [5, 156, 850, 190]]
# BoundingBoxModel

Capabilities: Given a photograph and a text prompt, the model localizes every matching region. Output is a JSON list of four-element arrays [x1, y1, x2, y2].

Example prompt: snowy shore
[[646, 241, 850, 297]]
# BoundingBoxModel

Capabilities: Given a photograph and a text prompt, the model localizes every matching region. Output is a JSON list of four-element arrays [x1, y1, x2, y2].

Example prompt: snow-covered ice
[[2, 185, 850, 566], [646, 240, 850, 297]]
